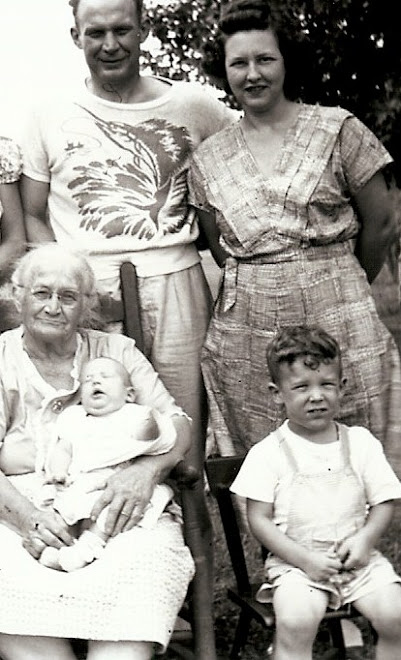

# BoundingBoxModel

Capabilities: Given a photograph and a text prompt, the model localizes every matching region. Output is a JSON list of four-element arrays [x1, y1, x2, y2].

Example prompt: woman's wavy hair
[[11, 244, 102, 329], [267, 325, 343, 385], [203, 0, 310, 101]]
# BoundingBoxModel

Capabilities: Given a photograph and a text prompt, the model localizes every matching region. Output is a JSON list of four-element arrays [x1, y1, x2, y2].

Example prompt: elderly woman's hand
[[90, 461, 158, 537], [21, 508, 75, 559], [90, 415, 191, 537]]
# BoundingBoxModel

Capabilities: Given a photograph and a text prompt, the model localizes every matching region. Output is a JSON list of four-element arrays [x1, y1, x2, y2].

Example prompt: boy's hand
[[336, 533, 371, 571], [302, 550, 343, 582]]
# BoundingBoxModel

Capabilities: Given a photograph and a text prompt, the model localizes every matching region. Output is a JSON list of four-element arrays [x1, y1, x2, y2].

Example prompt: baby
[[39, 357, 176, 571]]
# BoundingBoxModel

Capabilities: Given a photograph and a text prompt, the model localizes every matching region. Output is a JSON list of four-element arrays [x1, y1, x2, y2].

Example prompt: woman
[[0, 244, 194, 659], [189, 0, 401, 473], [0, 136, 26, 330]]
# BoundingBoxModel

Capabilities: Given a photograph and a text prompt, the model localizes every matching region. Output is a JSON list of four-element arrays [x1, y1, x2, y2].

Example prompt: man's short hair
[[69, 0, 144, 24], [267, 325, 342, 385]]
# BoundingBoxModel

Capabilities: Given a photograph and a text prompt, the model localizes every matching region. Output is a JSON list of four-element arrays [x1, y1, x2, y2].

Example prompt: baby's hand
[[44, 469, 68, 485], [303, 550, 343, 583]]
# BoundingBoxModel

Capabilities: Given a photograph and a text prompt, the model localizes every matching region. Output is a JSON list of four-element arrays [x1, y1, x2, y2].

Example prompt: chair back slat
[[205, 456, 246, 494], [120, 262, 144, 352]]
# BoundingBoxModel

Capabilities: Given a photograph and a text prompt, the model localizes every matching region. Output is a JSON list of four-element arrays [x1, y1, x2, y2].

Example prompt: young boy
[[38, 357, 176, 571], [231, 326, 401, 660]]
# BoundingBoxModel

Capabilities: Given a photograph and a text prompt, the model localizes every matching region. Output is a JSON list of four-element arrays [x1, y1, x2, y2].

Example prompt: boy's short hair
[[267, 326, 342, 384]]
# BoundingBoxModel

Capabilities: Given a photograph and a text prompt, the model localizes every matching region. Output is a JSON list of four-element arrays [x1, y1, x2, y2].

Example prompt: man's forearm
[[24, 214, 55, 244]]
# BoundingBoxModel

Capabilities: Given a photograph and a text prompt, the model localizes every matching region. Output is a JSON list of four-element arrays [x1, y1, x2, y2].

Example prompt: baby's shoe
[[58, 531, 106, 572]]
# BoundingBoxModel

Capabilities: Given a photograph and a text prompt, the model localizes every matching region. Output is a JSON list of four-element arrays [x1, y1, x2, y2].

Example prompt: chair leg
[[368, 622, 378, 647], [230, 610, 252, 659], [327, 618, 347, 659], [181, 485, 216, 660]]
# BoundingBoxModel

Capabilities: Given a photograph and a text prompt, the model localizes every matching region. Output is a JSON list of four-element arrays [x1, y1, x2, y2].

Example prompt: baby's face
[[80, 358, 130, 416]]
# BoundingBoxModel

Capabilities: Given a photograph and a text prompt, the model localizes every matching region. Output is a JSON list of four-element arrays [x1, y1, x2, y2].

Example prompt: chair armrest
[[169, 460, 200, 490]]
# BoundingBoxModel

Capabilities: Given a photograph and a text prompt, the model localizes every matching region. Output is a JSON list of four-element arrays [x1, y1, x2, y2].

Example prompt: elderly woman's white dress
[[0, 328, 194, 652]]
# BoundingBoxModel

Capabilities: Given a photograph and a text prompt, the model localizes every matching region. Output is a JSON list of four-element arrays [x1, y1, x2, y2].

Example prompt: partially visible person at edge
[[188, 0, 401, 475], [0, 244, 194, 660], [20, 0, 235, 476], [0, 136, 26, 330]]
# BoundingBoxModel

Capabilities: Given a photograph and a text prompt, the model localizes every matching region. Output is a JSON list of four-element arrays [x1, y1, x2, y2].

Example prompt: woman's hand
[[90, 461, 158, 537], [21, 509, 75, 559], [90, 414, 191, 537]]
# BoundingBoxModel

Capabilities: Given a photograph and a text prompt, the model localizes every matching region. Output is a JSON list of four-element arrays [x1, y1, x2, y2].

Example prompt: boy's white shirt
[[231, 421, 401, 534]]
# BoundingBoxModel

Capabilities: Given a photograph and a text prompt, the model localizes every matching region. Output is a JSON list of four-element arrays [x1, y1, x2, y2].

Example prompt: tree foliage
[[142, 0, 401, 182]]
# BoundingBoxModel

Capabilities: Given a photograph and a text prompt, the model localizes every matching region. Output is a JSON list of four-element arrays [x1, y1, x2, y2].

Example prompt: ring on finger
[[120, 512, 130, 517]]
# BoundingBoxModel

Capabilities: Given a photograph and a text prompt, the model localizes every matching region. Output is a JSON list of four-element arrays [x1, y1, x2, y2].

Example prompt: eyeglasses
[[29, 287, 81, 307]]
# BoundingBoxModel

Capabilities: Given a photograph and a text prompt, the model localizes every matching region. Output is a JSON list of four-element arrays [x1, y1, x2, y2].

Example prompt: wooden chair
[[205, 455, 372, 660], [113, 262, 216, 660]]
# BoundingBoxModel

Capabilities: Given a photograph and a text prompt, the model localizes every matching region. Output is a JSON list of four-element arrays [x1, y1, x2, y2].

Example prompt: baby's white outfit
[[39, 403, 176, 529], [38, 403, 177, 570]]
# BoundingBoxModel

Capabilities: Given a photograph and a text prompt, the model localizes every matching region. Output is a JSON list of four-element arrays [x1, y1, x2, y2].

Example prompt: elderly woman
[[0, 245, 194, 660]]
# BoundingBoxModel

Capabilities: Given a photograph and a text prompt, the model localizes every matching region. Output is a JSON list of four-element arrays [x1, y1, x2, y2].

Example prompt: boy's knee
[[367, 593, 401, 639], [275, 610, 321, 642], [274, 582, 327, 636], [371, 608, 401, 639]]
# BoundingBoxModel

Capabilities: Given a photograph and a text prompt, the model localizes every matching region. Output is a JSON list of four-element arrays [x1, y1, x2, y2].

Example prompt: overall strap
[[275, 424, 349, 473], [274, 427, 299, 472], [337, 423, 352, 469]]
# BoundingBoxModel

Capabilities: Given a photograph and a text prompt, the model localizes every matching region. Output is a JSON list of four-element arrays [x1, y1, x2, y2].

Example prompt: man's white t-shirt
[[22, 79, 234, 294]]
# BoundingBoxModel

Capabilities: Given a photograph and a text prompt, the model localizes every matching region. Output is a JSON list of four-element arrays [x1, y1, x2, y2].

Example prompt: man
[[21, 0, 234, 471]]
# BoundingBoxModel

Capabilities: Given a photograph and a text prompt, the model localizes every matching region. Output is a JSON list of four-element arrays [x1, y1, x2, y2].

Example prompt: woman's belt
[[221, 242, 353, 312]]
